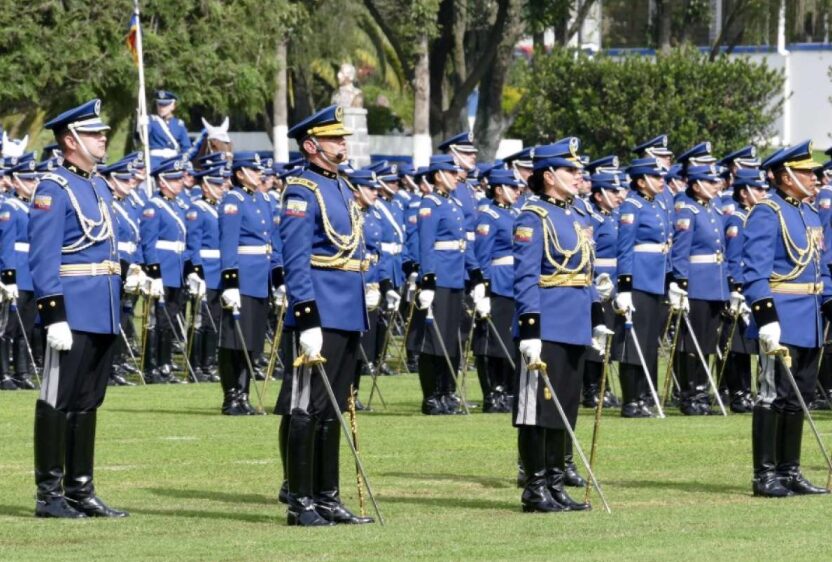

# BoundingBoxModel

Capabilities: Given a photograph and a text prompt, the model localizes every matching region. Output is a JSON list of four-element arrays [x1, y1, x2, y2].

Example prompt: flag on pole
[[126, 13, 140, 65]]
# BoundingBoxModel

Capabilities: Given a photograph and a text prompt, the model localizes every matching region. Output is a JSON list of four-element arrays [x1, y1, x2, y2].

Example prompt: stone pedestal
[[343, 107, 370, 168]]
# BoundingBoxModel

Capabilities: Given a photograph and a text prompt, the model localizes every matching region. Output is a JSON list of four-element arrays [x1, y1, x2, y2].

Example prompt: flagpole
[[133, 0, 153, 197]]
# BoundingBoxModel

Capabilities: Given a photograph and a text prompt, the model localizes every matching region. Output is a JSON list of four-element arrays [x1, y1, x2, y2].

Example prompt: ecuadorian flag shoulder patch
[[33, 195, 52, 211], [514, 226, 533, 243]]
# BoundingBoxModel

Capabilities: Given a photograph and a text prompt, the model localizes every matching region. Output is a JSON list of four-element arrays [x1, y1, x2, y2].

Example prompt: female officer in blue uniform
[[744, 141, 832, 497], [348, 170, 385, 409], [613, 157, 670, 418], [473, 169, 521, 413], [0, 158, 38, 390], [415, 154, 470, 415], [184, 165, 228, 383], [669, 164, 730, 415], [582, 171, 626, 409], [275, 106, 372, 526], [216, 152, 272, 415], [403, 167, 431, 372], [140, 158, 189, 384], [720, 168, 767, 413], [513, 140, 611, 513], [30, 100, 126, 518]]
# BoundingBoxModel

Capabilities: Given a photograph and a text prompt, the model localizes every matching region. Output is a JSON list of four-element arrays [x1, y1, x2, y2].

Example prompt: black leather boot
[[562, 435, 587, 488], [236, 352, 257, 415], [218, 348, 245, 415], [582, 361, 602, 408], [619, 364, 649, 418], [286, 413, 333, 526], [158, 334, 183, 384], [313, 420, 373, 524], [518, 426, 566, 512], [13, 337, 36, 389], [419, 354, 446, 415], [752, 405, 792, 497], [546, 429, 590, 510], [201, 328, 220, 382], [64, 410, 128, 517], [278, 415, 291, 504], [1, 337, 18, 390], [34, 400, 85, 518], [142, 328, 162, 383], [777, 410, 829, 495]]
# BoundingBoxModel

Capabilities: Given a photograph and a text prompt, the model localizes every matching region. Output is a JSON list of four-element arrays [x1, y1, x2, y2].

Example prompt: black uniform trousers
[[40, 331, 118, 412]]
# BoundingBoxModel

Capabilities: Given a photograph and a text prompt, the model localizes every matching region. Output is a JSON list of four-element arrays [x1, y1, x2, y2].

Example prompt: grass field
[[2, 370, 832, 561]]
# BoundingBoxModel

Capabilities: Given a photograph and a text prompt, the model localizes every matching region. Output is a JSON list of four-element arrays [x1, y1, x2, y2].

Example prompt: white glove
[[668, 282, 689, 312], [187, 273, 206, 299], [740, 302, 752, 325], [758, 321, 781, 352], [385, 289, 401, 311], [519, 338, 542, 365], [299, 327, 323, 358], [613, 291, 634, 315], [470, 283, 486, 302], [418, 289, 435, 310], [594, 273, 613, 302], [408, 271, 418, 286], [148, 278, 164, 299], [221, 288, 241, 310], [591, 324, 615, 355], [366, 286, 381, 309], [46, 321, 73, 351], [729, 291, 745, 315], [123, 267, 146, 295], [273, 284, 287, 307], [4, 283, 18, 301], [475, 296, 491, 318]]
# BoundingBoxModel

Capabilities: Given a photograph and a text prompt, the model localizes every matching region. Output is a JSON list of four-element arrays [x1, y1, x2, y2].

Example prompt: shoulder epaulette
[[39, 172, 69, 189], [589, 210, 604, 223], [483, 207, 499, 219], [523, 205, 548, 219], [756, 198, 781, 213], [572, 205, 586, 217], [807, 202, 819, 213], [286, 176, 318, 192], [408, 200, 421, 208], [150, 197, 164, 207], [733, 209, 748, 221], [424, 194, 442, 205], [227, 191, 245, 202], [683, 203, 700, 215], [624, 197, 643, 209]]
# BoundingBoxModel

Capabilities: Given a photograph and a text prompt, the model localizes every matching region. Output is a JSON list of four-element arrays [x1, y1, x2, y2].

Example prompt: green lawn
[[1, 370, 831, 561]]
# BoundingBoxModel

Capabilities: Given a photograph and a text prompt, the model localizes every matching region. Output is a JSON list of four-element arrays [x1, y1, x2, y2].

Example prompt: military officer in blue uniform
[[743, 141, 832, 497], [148, 90, 195, 167], [473, 169, 521, 413], [99, 159, 145, 386], [415, 154, 476, 415], [613, 157, 670, 417], [813, 159, 832, 409], [214, 152, 272, 415], [402, 166, 430, 372], [184, 165, 228, 383], [582, 170, 626, 409], [717, 146, 760, 216], [30, 99, 126, 518], [669, 164, 730, 415], [1, 158, 38, 390], [274, 106, 372, 526], [633, 135, 676, 227], [140, 157, 189, 384], [513, 140, 610, 513], [720, 168, 768, 413]]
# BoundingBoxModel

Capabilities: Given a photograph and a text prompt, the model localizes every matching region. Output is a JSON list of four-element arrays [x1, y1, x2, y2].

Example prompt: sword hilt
[[766, 345, 792, 368]]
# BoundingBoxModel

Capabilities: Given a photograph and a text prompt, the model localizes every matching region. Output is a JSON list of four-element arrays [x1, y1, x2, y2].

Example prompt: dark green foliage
[[509, 48, 785, 158]]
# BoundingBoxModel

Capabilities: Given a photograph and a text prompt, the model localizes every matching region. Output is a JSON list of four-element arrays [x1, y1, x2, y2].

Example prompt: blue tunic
[[0, 194, 33, 291], [670, 190, 729, 301], [616, 190, 670, 295], [474, 201, 518, 298], [280, 166, 368, 332], [418, 192, 467, 290], [219, 186, 273, 299], [28, 165, 121, 334], [185, 198, 221, 291], [140, 195, 188, 288], [112, 196, 143, 266], [588, 201, 618, 287]]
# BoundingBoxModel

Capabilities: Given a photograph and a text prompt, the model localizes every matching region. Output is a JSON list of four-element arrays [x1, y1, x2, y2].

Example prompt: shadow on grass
[[381, 494, 517, 511], [609, 478, 747, 495], [106, 408, 219, 417], [128, 506, 277, 524], [0, 504, 33, 518], [145, 487, 277, 506], [384, 472, 512, 490]]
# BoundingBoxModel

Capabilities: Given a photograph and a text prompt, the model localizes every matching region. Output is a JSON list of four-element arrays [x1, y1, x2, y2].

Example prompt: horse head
[[2, 132, 29, 159]]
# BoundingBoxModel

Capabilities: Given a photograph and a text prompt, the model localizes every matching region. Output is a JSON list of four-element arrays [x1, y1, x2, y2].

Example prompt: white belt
[[689, 253, 723, 264], [491, 256, 514, 266], [156, 240, 185, 253], [434, 240, 466, 251], [466, 231, 475, 242], [595, 257, 617, 267], [380, 242, 402, 255], [150, 148, 178, 158], [200, 249, 221, 259], [14, 242, 29, 253], [238, 244, 271, 255], [634, 243, 667, 254], [117, 241, 136, 254]]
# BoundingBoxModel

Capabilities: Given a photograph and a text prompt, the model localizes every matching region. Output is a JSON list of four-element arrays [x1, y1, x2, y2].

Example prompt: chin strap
[[785, 167, 814, 198], [69, 127, 105, 166]]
